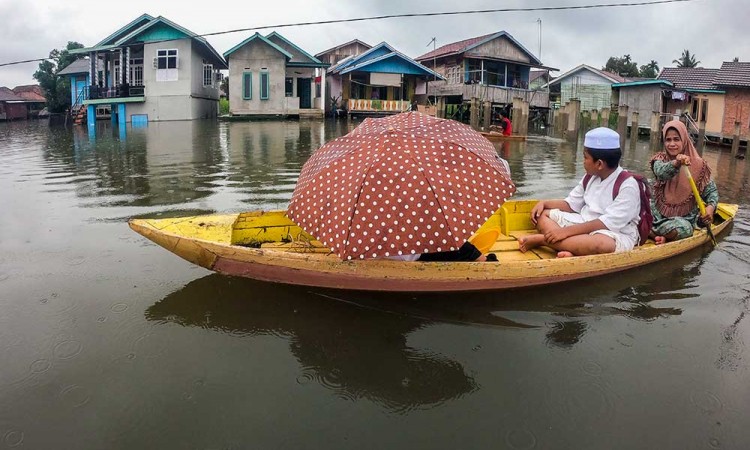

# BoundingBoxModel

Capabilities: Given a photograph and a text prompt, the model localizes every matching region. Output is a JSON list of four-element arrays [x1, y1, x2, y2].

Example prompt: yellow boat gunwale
[[128, 200, 738, 292]]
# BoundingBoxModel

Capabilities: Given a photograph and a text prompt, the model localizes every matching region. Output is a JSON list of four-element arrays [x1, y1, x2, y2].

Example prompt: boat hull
[[129, 202, 737, 292]]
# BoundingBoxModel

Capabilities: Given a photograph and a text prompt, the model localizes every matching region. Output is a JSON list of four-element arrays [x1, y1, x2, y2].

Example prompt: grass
[[219, 98, 229, 115]]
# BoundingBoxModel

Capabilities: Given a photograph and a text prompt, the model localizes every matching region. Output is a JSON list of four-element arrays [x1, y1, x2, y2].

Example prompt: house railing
[[348, 99, 409, 112], [87, 84, 145, 100]]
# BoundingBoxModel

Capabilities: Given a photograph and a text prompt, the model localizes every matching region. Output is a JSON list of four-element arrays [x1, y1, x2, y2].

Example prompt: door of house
[[298, 78, 312, 109], [74, 78, 88, 105]]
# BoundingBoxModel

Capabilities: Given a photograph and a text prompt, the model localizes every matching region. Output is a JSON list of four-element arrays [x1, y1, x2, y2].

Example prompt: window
[[242, 72, 252, 100], [691, 98, 699, 120], [700, 99, 709, 123], [130, 58, 144, 86], [260, 71, 269, 100], [114, 61, 121, 86], [285, 77, 293, 97], [156, 49, 178, 69], [203, 63, 214, 87]]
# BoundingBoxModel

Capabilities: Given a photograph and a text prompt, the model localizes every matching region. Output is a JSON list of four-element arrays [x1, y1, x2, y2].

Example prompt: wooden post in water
[[482, 101, 492, 130], [560, 103, 569, 139], [732, 121, 741, 157], [566, 99, 581, 141], [436, 97, 445, 119], [470, 98, 480, 130], [629, 111, 639, 147], [617, 105, 629, 149], [650, 111, 661, 146], [591, 109, 599, 128], [521, 100, 530, 136], [601, 107, 610, 129], [511, 97, 523, 135], [697, 120, 706, 155], [553, 108, 560, 136]]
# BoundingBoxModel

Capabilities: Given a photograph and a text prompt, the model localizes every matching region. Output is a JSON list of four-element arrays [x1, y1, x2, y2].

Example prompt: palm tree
[[673, 50, 700, 68], [646, 60, 659, 73]]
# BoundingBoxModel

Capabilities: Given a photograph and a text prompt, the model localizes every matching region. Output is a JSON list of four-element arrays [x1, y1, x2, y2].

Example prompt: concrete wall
[[721, 88, 750, 139], [690, 92, 725, 135], [227, 40, 288, 115], [560, 70, 613, 111]]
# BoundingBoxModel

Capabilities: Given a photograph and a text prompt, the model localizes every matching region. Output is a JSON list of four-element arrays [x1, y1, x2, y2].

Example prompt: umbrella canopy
[[287, 112, 515, 260]]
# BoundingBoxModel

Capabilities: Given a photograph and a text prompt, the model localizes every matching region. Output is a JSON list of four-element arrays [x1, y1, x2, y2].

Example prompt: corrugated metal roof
[[57, 58, 91, 76], [658, 67, 720, 90], [713, 61, 750, 87], [12, 85, 45, 102], [416, 33, 495, 61]]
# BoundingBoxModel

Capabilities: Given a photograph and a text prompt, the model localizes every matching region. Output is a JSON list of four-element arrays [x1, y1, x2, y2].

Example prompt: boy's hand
[[530, 201, 545, 225], [544, 227, 570, 244]]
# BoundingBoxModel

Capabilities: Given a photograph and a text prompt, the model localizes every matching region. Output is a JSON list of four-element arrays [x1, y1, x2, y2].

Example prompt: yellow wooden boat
[[480, 132, 527, 142], [128, 200, 737, 292]]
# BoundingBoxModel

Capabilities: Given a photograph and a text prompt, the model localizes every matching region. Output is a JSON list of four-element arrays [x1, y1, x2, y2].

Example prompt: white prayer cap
[[584, 127, 620, 150]]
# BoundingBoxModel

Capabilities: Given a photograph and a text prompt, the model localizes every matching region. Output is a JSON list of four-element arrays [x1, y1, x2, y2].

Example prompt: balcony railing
[[348, 99, 409, 113], [87, 84, 145, 100]]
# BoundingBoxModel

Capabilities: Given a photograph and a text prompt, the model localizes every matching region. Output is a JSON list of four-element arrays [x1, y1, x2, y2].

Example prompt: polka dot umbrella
[[287, 111, 515, 260]]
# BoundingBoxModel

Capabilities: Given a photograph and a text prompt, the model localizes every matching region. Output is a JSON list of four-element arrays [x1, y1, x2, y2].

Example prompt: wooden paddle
[[682, 165, 717, 246]]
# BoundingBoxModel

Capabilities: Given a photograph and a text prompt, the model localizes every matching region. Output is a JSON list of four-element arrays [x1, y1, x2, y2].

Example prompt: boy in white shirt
[[519, 127, 641, 258]]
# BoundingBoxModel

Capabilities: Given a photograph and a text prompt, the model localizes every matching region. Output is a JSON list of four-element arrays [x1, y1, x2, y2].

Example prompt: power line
[[0, 0, 697, 68]]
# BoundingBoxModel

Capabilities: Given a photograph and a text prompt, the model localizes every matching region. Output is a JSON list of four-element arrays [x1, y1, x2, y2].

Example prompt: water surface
[[1, 119, 749, 449]]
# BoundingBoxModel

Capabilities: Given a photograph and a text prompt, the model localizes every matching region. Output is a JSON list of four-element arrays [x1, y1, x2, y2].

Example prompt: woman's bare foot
[[519, 234, 545, 253], [557, 251, 575, 258], [654, 235, 667, 245]]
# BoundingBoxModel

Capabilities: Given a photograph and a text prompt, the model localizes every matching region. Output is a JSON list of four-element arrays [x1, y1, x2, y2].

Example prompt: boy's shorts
[[548, 209, 636, 253]]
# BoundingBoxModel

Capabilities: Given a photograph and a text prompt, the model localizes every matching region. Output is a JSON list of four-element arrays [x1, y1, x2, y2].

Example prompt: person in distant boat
[[498, 111, 512, 136], [519, 127, 641, 258], [649, 120, 718, 244]]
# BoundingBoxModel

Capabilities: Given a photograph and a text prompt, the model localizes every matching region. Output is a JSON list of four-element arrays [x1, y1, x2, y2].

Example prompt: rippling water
[[1, 119, 749, 449]]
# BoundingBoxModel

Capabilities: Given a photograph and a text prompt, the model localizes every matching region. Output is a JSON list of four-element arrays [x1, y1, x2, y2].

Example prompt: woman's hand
[[673, 154, 691, 167], [700, 205, 715, 226], [530, 201, 545, 225]]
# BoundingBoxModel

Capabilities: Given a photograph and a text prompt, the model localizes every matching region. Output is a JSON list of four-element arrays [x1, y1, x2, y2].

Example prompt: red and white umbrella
[[287, 112, 515, 260]]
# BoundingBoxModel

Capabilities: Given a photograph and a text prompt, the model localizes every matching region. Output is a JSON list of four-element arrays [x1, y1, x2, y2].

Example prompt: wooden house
[[326, 42, 443, 117], [68, 14, 227, 130], [611, 79, 676, 130], [315, 40, 372, 113], [545, 64, 628, 112], [415, 31, 553, 118], [224, 32, 329, 118], [0, 87, 27, 120], [12, 85, 46, 118]]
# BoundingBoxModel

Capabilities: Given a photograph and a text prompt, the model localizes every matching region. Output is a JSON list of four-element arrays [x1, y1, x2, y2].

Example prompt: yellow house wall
[[690, 92, 725, 135]]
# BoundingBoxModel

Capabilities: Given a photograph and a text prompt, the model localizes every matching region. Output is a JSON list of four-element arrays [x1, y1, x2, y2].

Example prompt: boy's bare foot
[[654, 235, 666, 245], [557, 251, 575, 258], [519, 234, 545, 253]]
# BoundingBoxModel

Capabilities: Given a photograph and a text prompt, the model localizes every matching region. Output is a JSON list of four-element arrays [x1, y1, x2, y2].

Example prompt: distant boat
[[480, 132, 527, 142], [129, 200, 737, 293]]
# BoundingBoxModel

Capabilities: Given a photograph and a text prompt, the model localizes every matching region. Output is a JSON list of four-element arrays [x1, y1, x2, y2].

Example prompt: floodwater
[[1, 118, 749, 449]]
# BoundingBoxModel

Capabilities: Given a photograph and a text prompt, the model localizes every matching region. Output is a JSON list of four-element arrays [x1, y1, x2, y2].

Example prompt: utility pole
[[426, 37, 436, 107], [536, 18, 542, 61]]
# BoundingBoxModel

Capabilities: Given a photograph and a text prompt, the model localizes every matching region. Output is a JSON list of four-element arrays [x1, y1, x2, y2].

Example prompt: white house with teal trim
[[224, 32, 329, 118], [326, 42, 443, 117], [69, 14, 227, 130]]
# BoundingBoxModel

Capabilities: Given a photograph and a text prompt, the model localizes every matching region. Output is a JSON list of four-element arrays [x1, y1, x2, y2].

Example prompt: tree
[[603, 55, 639, 77], [733, 57, 740, 62], [639, 60, 660, 78], [33, 41, 85, 113], [672, 49, 700, 68]]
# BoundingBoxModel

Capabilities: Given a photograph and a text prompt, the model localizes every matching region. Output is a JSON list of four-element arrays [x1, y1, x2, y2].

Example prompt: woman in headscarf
[[650, 120, 719, 244]]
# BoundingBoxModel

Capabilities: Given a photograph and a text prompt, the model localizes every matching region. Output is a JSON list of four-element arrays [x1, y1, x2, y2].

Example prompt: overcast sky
[[0, 0, 747, 88]]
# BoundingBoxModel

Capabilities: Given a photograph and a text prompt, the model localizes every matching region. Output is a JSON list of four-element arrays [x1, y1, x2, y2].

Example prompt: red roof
[[0, 86, 24, 102], [416, 33, 496, 61], [12, 85, 45, 102]]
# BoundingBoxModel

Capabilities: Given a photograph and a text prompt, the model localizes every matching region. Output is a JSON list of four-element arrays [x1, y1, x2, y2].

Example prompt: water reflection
[[146, 276, 478, 413]]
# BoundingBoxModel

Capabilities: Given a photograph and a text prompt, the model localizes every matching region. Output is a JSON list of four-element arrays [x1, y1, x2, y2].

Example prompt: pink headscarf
[[650, 120, 712, 217]]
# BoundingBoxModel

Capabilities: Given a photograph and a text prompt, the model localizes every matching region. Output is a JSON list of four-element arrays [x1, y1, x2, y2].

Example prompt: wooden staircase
[[72, 105, 87, 125]]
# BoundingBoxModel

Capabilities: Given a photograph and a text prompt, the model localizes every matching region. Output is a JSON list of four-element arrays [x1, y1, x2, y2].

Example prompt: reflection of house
[[224, 32, 329, 118], [326, 42, 442, 117], [658, 67, 724, 138], [69, 14, 227, 128], [415, 31, 552, 115], [0, 87, 26, 120], [315, 39, 372, 113], [545, 64, 627, 111], [713, 62, 750, 141], [12, 85, 46, 117]]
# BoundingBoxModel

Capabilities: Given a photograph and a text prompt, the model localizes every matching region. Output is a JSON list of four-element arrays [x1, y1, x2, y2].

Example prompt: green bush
[[219, 98, 229, 115]]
